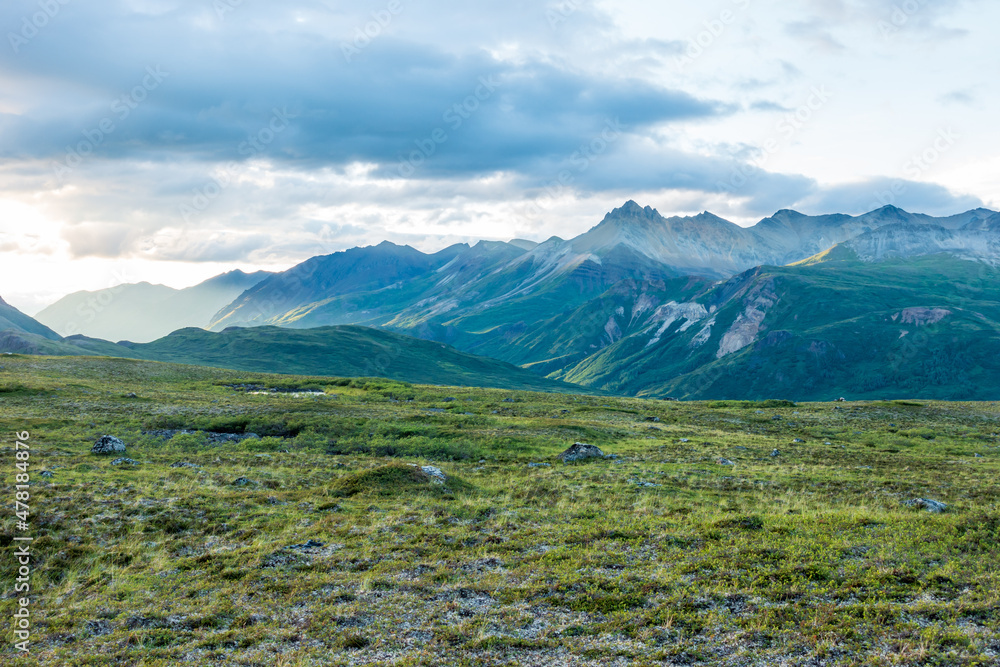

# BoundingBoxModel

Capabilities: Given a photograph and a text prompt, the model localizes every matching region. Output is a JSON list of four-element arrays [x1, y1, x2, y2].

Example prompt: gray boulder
[[92, 435, 127, 455], [416, 465, 446, 484], [904, 498, 947, 513], [558, 442, 605, 463]]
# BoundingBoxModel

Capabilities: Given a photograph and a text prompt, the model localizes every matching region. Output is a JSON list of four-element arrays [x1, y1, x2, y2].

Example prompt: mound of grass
[[329, 463, 461, 498], [708, 399, 797, 409]]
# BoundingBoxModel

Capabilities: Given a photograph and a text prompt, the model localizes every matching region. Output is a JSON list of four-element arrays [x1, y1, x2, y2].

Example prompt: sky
[[1, 0, 997, 314]]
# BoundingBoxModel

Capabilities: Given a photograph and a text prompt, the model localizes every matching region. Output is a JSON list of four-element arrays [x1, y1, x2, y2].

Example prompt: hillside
[[119, 325, 588, 393], [36, 270, 272, 343], [555, 252, 1000, 400], [0, 295, 62, 340]]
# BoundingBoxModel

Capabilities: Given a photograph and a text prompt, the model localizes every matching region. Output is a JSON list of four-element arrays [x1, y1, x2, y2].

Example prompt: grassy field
[[1, 355, 998, 666]]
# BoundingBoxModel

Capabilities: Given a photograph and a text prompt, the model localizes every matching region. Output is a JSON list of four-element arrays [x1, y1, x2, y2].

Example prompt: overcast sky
[[1, 0, 997, 313]]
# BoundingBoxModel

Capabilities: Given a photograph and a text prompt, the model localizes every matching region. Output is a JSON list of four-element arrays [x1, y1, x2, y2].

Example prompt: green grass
[[0, 355, 998, 666]]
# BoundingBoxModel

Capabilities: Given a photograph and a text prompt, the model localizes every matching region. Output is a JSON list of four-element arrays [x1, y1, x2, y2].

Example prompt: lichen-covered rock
[[92, 435, 126, 455], [416, 465, 446, 484], [904, 498, 947, 513], [558, 442, 605, 463], [110, 458, 139, 466]]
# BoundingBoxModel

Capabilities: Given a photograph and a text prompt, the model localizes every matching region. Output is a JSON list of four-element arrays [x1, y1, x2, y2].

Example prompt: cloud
[[793, 177, 985, 217]]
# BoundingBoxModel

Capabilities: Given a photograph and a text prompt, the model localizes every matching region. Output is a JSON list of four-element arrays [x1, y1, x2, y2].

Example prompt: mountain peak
[[608, 200, 659, 220]]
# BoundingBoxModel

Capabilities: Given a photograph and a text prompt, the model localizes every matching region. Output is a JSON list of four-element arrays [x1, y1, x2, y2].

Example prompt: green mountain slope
[[555, 251, 1000, 400], [119, 325, 588, 393], [0, 295, 62, 340]]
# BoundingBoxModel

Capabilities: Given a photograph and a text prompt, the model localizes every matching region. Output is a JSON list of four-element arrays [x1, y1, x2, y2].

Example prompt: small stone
[[528, 462, 551, 468], [824, 441, 833, 445], [974, 453, 984, 458], [92, 435, 127, 455], [40, 470, 54, 478], [287, 539, 325, 550], [170, 461, 201, 469], [86, 619, 113, 636], [793, 438, 805, 443], [110, 458, 139, 466], [904, 498, 947, 513], [770, 450, 780, 457], [679, 438, 690, 443], [125, 392, 138, 399], [558, 442, 605, 463], [717, 458, 736, 466], [232, 477, 256, 487], [644, 416, 661, 423]]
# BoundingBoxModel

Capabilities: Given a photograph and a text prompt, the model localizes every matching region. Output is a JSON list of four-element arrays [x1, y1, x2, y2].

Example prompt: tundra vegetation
[[0, 355, 998, 666]]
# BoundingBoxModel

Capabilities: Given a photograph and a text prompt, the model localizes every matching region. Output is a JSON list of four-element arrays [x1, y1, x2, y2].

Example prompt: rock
[[904, 498, 947, 513], [717, 458, 736, 466], [824, 441, 833, 445], [287, 539, 325, 551], [528, 462, 551, 468], [169, 462, 201, 469], [770, 450, 780, 457], [604, 454, 620, 460], [232, 477, 256, 487], [837, 397, 847, 402], [125, 393, 138, 399], [86, 619, 113, 636], [443, 397, 456, 402], [975, 453, 984, 458], [143, 429, 259, 444], [92, 436, 127, 455], [110, 458, 139, 466], [793, 438, 805, 443], [558, 442, 605, 463], [631, 480, 661, 488], [644, 416, 661, 422], [416, 465, 446, 484], [40, 470, 54, 478], [679, 438, 690, 443]]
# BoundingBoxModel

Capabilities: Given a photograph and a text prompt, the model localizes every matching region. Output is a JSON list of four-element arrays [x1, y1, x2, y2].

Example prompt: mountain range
[[5, 201, 1000, 400], [35, 270, 273, 343]]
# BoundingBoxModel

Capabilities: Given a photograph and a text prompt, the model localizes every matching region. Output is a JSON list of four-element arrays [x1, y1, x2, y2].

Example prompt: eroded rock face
[[895, 307, 950, 326], [558, 442, 605, 463], [717, 280, 778, 359], [92, 436, 127, 455]]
